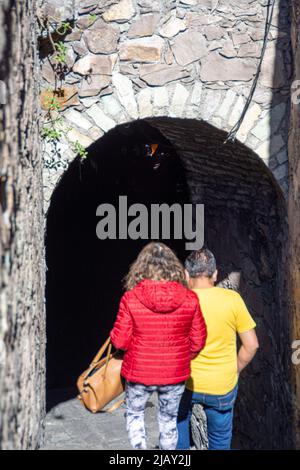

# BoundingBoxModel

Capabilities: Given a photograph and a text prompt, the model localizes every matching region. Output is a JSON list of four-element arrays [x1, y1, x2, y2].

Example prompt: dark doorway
[[45, 120, 188, 396]]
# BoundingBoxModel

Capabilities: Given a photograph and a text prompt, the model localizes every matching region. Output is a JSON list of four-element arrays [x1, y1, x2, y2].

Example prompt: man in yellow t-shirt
[[177, 249, 259, 450]]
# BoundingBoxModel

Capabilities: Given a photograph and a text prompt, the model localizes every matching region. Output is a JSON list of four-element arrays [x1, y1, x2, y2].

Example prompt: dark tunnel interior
[[45, 121, 189, 395]]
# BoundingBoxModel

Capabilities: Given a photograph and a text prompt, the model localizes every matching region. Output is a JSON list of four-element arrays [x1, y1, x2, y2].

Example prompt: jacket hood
[[133, 279, 187, 313]]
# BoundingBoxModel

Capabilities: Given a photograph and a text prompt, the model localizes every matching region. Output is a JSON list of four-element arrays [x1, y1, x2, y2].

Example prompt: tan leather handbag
[[77, 337, 125, 413]]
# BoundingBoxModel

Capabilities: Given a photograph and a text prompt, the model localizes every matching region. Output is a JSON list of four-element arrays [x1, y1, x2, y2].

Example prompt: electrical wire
[[223, 0, 277, 144]]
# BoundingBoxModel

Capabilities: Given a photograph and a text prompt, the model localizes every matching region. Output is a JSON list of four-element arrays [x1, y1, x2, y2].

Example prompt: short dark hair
[[185, 249, 217, 278]]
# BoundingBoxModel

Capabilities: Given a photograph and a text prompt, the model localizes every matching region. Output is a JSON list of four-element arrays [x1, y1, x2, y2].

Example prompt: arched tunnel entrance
[[45, 118, 293, 449]]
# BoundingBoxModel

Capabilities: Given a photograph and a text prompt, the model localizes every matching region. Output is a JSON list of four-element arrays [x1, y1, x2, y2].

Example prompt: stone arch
[[45, 116, 292, 449], [44, 83, 289, 209]]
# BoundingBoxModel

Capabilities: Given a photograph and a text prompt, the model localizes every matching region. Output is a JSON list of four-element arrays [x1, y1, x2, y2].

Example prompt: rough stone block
[[79, 75, 111, 97], [103, 0, 135, 23], [67, 128, 93, 147], [237, 103, 262, 143], [100, 94, 123, 118], [139, 63, 190, 86], [200, 51, 257, 82], [112, 72, 138, 119], [84, 19, 119, 54], [228, 95, 246, 127], [64, 109, 93, 130], [171, 30, 208, 66], [204, 25, 225, 41], [159, 16, 187, 38], [190, 82, 203, 106], [119, 36, 165, 62], [128, 13, 160, 38], [201, 89, 223, 121], [251, 103, 286, 141], [153, 86, 169, 108], [73, 54, 117, 76], [86, 104, 116, 132], [137, 88, 153, 118], [259, 43, 286, 89], [169, 83, 189, 117], [216, 89, 237, 119]]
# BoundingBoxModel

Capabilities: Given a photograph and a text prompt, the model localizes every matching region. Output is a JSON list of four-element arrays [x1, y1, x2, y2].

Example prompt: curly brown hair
[[124, 242, 186, 291]]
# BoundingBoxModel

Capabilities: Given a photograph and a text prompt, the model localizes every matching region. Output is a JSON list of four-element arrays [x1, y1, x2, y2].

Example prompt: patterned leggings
[[125, 381, 185, 450]]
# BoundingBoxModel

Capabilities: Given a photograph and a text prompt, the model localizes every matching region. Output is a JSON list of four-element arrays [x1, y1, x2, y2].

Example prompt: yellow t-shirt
[[186, 287, 256, 395]]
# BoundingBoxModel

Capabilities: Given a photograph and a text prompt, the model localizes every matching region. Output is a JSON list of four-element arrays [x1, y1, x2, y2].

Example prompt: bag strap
[[84, 338, 113, 381], [90, 337, 111, 366], [105, 398, 125, 413], [103, 342, 112, 377], [78, 395, 125, 413]]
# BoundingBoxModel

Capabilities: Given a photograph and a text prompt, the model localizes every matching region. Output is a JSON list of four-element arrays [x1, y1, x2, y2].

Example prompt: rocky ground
[[42, 388, 209, 450], [41, 389, 160, 450]]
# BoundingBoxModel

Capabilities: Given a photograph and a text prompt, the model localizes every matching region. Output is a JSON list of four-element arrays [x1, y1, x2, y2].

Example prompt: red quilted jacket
[[110, 279, 207, 385]]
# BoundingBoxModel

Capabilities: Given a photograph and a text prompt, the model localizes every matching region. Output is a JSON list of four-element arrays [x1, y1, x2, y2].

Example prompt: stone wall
[[41, 0, 291, 208], [41, 0, 295, 449], [0, 0, 45, 450], [40, 0, 297, 449], [288, 0, 300, 449], [0, 0, 297, 451]]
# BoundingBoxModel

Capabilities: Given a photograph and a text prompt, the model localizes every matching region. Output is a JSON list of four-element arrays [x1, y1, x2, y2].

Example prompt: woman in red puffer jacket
[[110, 242, 207, 450]]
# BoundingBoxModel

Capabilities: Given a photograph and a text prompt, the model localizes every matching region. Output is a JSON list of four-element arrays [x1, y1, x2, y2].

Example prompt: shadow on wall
[[45, 121, 188, 400]]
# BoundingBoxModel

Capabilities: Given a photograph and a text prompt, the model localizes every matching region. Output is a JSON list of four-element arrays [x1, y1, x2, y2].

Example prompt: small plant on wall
[[38, 12, 92, 167]]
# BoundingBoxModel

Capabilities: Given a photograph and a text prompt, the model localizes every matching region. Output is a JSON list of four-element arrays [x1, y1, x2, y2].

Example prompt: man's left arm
[[237, 329, 259, 373], [234, 293, 259, 373]]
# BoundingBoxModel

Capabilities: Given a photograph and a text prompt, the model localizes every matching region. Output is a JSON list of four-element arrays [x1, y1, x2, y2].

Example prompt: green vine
[[54, 41, 69, 64], [38, 12, 96, 164], [57, 21, 73, 35], [73, 141, 88, 160], [88, 13, 98, 26]]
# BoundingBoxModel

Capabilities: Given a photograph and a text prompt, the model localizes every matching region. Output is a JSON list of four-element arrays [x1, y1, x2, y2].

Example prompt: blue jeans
[[177, 384, 238, 450]]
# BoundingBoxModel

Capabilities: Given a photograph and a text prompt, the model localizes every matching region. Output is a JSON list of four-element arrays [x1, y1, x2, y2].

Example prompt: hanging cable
[[223, 0, 277, 144]]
